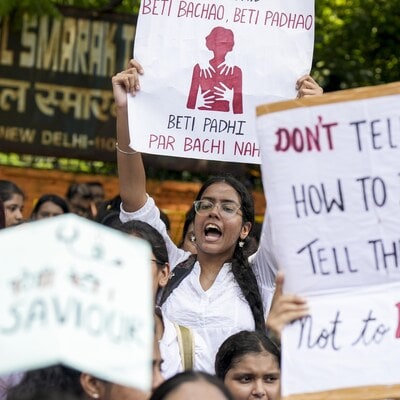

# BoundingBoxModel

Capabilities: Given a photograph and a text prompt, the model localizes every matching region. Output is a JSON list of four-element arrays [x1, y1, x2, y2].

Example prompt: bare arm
[[112, 59, 147, 212]]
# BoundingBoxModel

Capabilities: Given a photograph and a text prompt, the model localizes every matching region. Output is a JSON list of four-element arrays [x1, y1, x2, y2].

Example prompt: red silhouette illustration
[[186, 27, 243, 114]]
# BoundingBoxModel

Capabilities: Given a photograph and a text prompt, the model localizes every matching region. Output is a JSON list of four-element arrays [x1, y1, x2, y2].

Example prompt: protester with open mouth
[[112, 59, 322, 373]]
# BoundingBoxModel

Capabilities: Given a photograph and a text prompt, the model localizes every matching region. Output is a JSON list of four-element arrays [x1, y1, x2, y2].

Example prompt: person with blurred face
[[30, 194, 69, 220], [149, 371, 234, 400], [116, 220, 204, 381], [6, 365, 148, 400], [0, 180, 25, 227], [66, 183, 94, 219]]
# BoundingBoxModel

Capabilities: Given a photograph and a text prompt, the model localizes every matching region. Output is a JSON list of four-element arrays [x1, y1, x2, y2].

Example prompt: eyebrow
[[5, 203, 23, 209], [201, 196, 240, 205], [232, 369, 281, 376]]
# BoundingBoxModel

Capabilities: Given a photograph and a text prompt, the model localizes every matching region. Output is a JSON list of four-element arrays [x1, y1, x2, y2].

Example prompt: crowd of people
[[0, 173, 293, 400], [0, 59, 336, 400], [0, 168, 294, 400]]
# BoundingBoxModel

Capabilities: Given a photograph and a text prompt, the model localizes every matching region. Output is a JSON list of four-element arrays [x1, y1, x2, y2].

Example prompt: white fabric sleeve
[[119, 195, 190, 270], [249, 213, 279, 316]]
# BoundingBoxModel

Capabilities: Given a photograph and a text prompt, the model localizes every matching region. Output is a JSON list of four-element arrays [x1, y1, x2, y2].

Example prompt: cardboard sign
[[282, 282, 400, 400], [256, 83, 400, 399], [257, 83, 400, 295], [129, 0, 315, 164], [0, 214, 153, 392]]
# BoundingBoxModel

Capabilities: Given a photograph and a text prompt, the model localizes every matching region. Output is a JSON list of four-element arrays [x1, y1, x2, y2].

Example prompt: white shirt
[[163, 260, 255, 373], [160, 315, 209, 378], [120, 196, 277, 374]]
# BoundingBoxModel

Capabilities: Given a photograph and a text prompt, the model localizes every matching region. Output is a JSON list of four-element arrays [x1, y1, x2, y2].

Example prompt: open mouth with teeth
[[204, 223, 222, 241]]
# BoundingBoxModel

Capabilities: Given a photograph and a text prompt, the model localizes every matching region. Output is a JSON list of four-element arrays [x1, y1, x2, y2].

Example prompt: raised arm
[[112, 59, 147, 212]]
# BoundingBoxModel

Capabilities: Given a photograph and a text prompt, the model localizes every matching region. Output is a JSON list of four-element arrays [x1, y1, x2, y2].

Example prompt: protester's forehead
[[4, 193, 24, 205], [166, 381, 228, 400], [230, 351, 280, 372], [38, 201, 64, 211], [201, 182, 241, 203]]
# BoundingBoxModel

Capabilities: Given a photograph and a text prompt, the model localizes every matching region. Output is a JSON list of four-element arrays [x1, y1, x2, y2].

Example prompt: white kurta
[[160, 314, 209, 378], [120, 195, 277, 374]]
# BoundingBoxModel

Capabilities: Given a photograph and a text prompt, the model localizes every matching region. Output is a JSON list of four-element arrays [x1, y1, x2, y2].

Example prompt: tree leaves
[[314, 0, 400, 91]]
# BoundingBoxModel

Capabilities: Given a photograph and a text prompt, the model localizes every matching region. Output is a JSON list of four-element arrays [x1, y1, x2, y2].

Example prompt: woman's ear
[[80, 373, 105, 399], [158, 262, 170, 288], [240, 221, 252, 240]]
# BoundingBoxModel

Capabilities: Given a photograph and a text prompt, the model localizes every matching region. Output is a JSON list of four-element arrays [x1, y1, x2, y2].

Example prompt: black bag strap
[[158, 254, 197, 306]]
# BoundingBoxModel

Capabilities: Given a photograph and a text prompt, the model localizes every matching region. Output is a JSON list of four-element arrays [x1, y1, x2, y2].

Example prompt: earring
[[168, 271, 175, 280], [92, 394, 100, 399], [238, 240, 245, 248], [190, 234, 196, 242]]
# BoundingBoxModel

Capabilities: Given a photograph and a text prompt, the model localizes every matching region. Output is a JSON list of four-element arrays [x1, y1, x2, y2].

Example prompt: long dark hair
[[195, 175, 265, 332], [215, 330, 281, 380], [6, 365, 84, 400], [149, 370, 233, 400]]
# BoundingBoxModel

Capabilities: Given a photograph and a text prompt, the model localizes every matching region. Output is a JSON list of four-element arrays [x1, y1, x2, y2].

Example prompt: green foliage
[[314, 0, 400, 90]]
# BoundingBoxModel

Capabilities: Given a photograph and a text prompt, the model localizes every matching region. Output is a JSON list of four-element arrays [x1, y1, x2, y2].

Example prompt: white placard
[[257, 84, 400, 295], [256, 83, 400, 399], [0, 214, 153, 392], [282, 282, 400, 399], [129, 0, 315, 164]]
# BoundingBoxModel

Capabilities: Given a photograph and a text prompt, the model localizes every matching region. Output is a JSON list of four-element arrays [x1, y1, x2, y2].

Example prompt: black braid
[[231, 243, 265, 332]]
